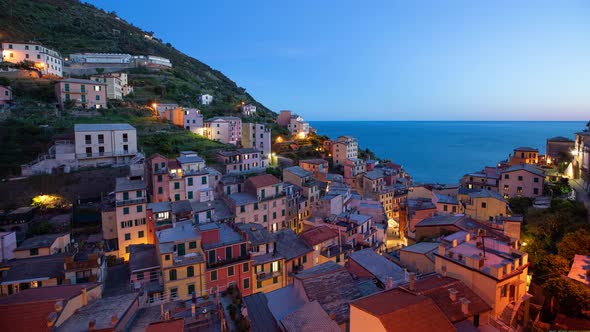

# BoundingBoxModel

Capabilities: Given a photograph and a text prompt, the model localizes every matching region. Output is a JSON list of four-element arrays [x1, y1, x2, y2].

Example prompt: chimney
[[88, 319, 96, 331], [465, 233, 470, 242], [388, 277, 393, 290], [452, 239, 458, 248], [191, 303, 196, 318], [409, 273, 415, 291], [81, 287, 87, 306], [460, 297, 471, 315], [448, 288, 458, 301]]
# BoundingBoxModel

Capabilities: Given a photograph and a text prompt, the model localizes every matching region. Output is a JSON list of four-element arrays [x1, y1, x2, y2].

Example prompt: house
[[63, 250, 105, 285], [460, 166, 501, 192], [278, 111, 311, 139], [0, 253, 67, 295], [114, 177, 149, 261], [199, 94, 213, 105], [1, 41, 63, 77], [161, 106, 184, 127], [183, 108, 204, 135], [399, 242, 439, 274], [347, 248, 406, 288], [242, 292, 282, 332], [154, 103, 178, 116], [300, 226, 345, 266], [0, 86, 12, 105], [241, 103, 256, 116], [499, 164, 545, 198], [216, 148, 265, 174], [573, 123, 590, 185], [283, 166, 320, 210], [204, 116, 242, 145], [0, 283, 102, 332], [274, 229, 314, 282], [349, 288, 456, 332], [566, 255, 590, 287], [13, 233, 70, 259], [344, 158, 366, 185], [459, 189, 510, 222], [0, 232, 16, 262], [156, 222, 206, 301], [242, 122, 272, 162], [129, 244, 161, 293], [432, 192, 462, 215], [70, 53, 133, 64], [90, 72, 132, 100], [331, 136, 359, 166], [414, 215, 509, 243], [55, 78, 107, 109], [277, 110, 293, 126], [508, 147, 539, 165], [546, 136, 575, 165], [434, 231, 530, 320], [133, 55, 172, 68], [74, 123, 138, 167], [299, 159, 328, 179]]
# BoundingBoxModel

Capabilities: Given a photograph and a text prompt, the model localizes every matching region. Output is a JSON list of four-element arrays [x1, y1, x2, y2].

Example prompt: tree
[[508, 197, 533, 215], [557, 228, 590, 260], [544, 277, 590, 317]]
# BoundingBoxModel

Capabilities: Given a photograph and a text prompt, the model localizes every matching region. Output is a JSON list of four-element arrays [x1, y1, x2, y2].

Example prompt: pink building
[[0, 86, 11, 105], [55, 78, 107, 109], [129, 244, 161, 290], [216, 148, 265, 174], [204, 116, 242, 145], [344, 158, 366, 185], [277, 110, 293, 126], [499, 164, 544, 198]]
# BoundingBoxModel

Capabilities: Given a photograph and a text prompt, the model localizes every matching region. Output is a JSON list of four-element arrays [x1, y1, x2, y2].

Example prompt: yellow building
[[156, 222, 206, 301], [434, 231, 529, 320], [13, 233, 70, 259], [459, 189, 509, 222], [252, 253, 287, 293], [115, 177, 149, 261]]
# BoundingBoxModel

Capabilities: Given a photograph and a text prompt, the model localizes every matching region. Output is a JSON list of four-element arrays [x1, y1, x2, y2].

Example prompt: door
[[177, 243, 186, 256], [509, 284, 515, 301]]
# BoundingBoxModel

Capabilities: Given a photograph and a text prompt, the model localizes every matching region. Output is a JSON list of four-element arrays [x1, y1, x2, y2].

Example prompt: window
[[25, 53, 29, 59], [201, 176, 207, 185], [65, 83, 70, 92], [534, 177, 539, 183], [94, 85, 100, 92], [136, 272, 144, 281], [189, 241, 197, 249], [174, 194, 180, 201], [228, 266, 235, 276], [136, 205, 143, 213], [123, 207, 130, 215], [165, 254, 171, 261], [157, 175, 163, 182], [226, 247, 233, 260], [504, 174, 509, 179], [263, 215, 268, 223], [443, 205, 448, 212], [158, 187, 163, 194], [533, 188, 539, 195], [124, 233, 131, 241], [95, 95, 100, 101], [188, 191, 193, 200], [174, 182, 180, 189], [261, 189, 265, 199], [187, 177, 193, 186], [85, 134, 92, 144], [481, 202, 487, 208], [123, 133, 128, 142], [211, 271, 217, 281], [452, 206, 457, 213], [125, 246, 130, 254], [98, 146, 105, 156], [187, 266, 194, 277], [282, 209, 285, 216], [30, 248, 39, 256], [503, 185, 509, 191], [138, 231, 144, 238], [85, 147, 92, 157], [243, 262, 249, 272], [243, 278, 250, 289], [169, 269, 177, 281], [188, 284, 195, 295], [303, 255, 307, 263], [273, 212, 277, 219], [208, 251, 215, 264], [272, 261, 280, 272], [240, 205, 245, 213], [517, 187, 523, 193], [254, 203, 259, 210], [136, 190, 143, 198], [170, 288, 178, 298], [518, 175, 523, 181], [273, 277, 278, 284], [257, 280, 262, 289], [501, 284, 507, 297], [81, 85, 85, 93]]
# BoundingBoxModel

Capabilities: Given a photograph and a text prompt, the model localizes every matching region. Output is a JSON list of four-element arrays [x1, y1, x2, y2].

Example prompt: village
[[0, 34, 589, 332]]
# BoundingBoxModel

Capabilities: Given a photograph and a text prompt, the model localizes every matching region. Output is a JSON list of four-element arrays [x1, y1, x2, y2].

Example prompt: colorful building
[[55, 78, 107, 109], [1, 41, 63, 77]]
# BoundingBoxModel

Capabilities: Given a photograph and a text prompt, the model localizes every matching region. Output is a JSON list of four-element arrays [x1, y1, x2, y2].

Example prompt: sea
[[309, 121, 585, 184]]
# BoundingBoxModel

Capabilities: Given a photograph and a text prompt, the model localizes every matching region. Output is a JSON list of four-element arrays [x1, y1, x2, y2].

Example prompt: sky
[[88, 0, 590, 121]]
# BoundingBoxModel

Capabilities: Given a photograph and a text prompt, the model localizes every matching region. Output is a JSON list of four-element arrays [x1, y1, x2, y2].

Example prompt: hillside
[[0, 0, 275, 118]]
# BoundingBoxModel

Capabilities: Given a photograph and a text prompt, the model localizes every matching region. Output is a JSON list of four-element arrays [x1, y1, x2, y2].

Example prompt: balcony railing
[[116, 197, 147, 206], [155, 219, 172, 226], [206, 254, 250, 269], [257, 270, 282, 281]]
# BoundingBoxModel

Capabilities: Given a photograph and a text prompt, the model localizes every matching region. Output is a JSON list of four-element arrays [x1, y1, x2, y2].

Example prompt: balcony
[[206, 254, 250, 269], [256, 270, 282, 281], [116, 197, 147, 206], [155, 219, 172, 227]]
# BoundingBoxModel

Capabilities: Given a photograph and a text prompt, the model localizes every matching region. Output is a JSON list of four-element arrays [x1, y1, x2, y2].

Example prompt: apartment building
[[332, 136, 359, 166], [13, 233, 70, 259], [499, 164, 544, 198], [204, 116, 242, 145], [184, 108, 204, 135], [283, 166, 321, 212], [115, 177, 149, 261], [1, 41, 63, 77], [55, 78, 107, 109], [74, 123, 138, 167], [508, 147, 539, 166], [90, 72, 133, 100], [216, 148, 265, 174], [241, 123, 271, 161]]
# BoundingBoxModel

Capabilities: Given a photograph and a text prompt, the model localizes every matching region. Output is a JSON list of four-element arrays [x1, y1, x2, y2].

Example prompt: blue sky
[[88, 0, 590, 121]]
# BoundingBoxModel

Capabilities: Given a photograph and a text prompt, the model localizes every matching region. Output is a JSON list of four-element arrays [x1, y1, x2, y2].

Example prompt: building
[[277, 111, 311, 139], [199, 94, 213, 105], [459, 189, 510, 222], [414, 215, 509, 243], [63, 250, 105, 285], [0, 283, 103, 332], [399, 242, 439, 274], [332, 136, 359, 166], [129, 244, 161, 292], [183, 108, 204, 135], [55, 78, 107, 109], [204, 116, 242, 145], [546, 136, 575, 165], [0, 232, 16, 262], [461, 166, 502, 192], [432, 192, 462, 215], [90, 72, 133, 100], [162, 107, 184, 127], [508, 147, 539, 165], [13, 233, 70, 259], [133, 55, 172, 68], [216, 148, 265, 174], [283, 166, 321, 212], [1, 42, 63, 77], [242, 122, 272, 162], [274, 229, 314, 282], [344, 158, 366, 185], [300, 226, 345, 266], [0, 254, 67, 295], [74, 123, 138, 167], [347, 248, 406, 288], [69, 53, 133, 64], [573, 123, 590, 186], [299, 159, 329, 178], [114, 177, 149, 261], [241, 103, 256, 116], [154, 103, 179, 116], [434, 231, 530, 319], [499, 164, 545, 198], [0, 86, 12, 105], [566, 255, 590, 287], [156, 222, 206, 301]]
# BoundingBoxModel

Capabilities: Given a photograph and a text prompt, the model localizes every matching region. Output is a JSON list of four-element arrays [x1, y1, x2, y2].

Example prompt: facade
[[283, 166, 321, 211], [70, 53, 133, 64], [64, 251, 105, 284], [546, 136, 575, 165], [55, 79, 107, 109], [115, 177, 149, 261], [277, 110, 293, 126], [74, 123, 138, 166], [13, 233, 70, 259], [461, 167, 501, 192], [498, 164, 544, 198], [344, 158, 366, 184], [184, 108, 204, 135], [300, 226, 345, 266], [204, 116, 242, 145], [332, 136, 359, 166], [459, 189, 510, 222], [299, 159, 329, 178], [0, 86, 12, 105], [399, 242, 439, 274], [129, 244, 161, 291], [241, 123, 272, 161], [508, 147, 539, 166], [241, 103, 257, 116], [573, 124, 590, 185], [90, 72, 132, 100], [199, 94, 213, 105], [1, 42, 63, 77], [216, 148, 265, 174]]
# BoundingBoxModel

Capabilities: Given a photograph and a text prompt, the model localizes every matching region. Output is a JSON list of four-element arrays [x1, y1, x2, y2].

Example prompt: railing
[[76, 151, 136, 159], [156, 219, 172, 226], [257, 270, 282, 281], [206, 254, 250, 269], [116, 198, 147, 206]]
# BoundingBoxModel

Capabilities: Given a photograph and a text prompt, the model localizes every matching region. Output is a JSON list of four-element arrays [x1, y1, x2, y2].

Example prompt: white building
[[241, 103, 257, 116], [132, 55, 172, 68], [199, 94, 213, 105], [90, 73, 133, 100], [1, 42, 63, 77], [288, 115, 310, 138], [204, 116, 242, 145], [242, 123, 271, 162], [333, 135, 359, 166], [184, 108, 204, 135], [69, 53, 133, 64], [74, 123, 139, 166], [0, 232, 16, 262]]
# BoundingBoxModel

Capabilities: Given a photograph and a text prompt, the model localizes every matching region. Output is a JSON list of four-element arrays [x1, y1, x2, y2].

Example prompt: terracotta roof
[[300, 226, 338, 246], [350, 288, 456, 332], [145, 318, 184, 332], [246, 174, 281, 189], [398, 275, 492, 322], [567, 255, 590, 286]]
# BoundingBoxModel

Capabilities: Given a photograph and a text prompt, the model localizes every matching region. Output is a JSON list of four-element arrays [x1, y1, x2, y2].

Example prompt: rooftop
[[468, 189, 507, 202], [0, 254, 67, 284], [300, 159, 328, 165], [129, 244, 160, 273], [567, 255, 590, 286], [348, 248, 406, 286], [501, 164, 545, 176], [205, 116, 241, 122], [147, 201, 171, 213], [243, 293, 281, 332], [415, 215, 466, 227], [176, 153, 204, 164], [246, 174, 281, 189], [300, 226, 339, 246], [74, 123, 135, 132], [284, 166, 313, 178], [145, 318, 185, 332], [547, 136, 574, 142], [280, 301, 340, 332], [434, 193, 458, 205], [400, 242, 440, 255], [228, 192, 258, 205], [59, 78, 107, 85], [15, 233, 68, 250], [115, 177, 146, 192], [0, 283, 100, 305], [201, 223, 244, 250], [171, 200, 192, 214], [274, 229, 313, 261], [236, 223, 274, 246], [514, 146, 538, 152], [157, 222, 200, 244]]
